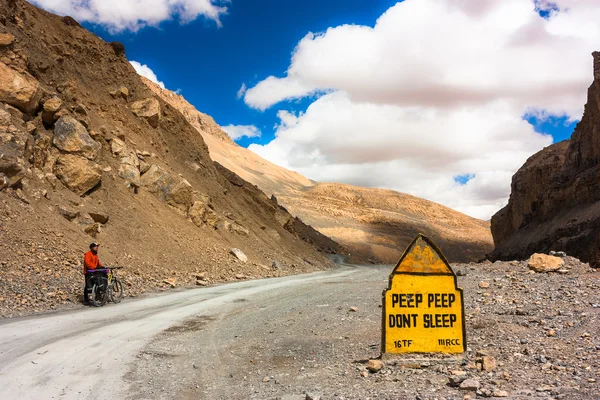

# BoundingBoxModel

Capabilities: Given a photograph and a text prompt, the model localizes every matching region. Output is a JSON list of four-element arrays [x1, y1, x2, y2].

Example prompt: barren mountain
[[492, 52, 600, 267], [145, 79, 493, 263], [0, 0, 345, 317]]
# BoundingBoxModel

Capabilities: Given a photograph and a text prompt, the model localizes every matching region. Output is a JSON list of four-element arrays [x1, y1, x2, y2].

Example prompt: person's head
[[89, 242, 100, 253]]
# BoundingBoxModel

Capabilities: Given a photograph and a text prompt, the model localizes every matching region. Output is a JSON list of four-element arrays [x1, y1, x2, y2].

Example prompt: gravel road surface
[[0, 265, 359, 400]]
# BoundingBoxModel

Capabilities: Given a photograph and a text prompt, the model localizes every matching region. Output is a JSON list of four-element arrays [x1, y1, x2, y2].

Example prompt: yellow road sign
[[382, 234, 466, 354]]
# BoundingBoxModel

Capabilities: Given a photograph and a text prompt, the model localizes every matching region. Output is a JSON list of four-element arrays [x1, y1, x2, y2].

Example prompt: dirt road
[[0, 265, 360, 400]]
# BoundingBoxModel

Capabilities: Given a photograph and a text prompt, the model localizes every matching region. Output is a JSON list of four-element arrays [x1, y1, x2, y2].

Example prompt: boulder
[[0, 108, 27, 187], [166, 179, 193, 211], [53, 154, 102, 195], [88, 212, 109, 224], [275, 208, 292, 227], [528, 253, 564, 273], [42, 97, 62, 125], [139, 160, 150, 174], [118, 163, 140, 188], [0, 33, 15, 47], [109, 87, 128, 101], [53, 116, 101, 160], [0, 61, 42, 113], [130, 98, 160, 128], [230, 248, 248, 263]]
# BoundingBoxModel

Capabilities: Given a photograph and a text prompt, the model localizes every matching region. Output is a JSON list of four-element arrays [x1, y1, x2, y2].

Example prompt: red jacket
[[83, 251, 102, 274]]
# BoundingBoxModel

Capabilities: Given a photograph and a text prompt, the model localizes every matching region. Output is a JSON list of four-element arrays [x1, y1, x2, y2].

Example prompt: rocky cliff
[[144, 79, 494, 264], [491, 52, 600, 266], [0, 0, 347, 317]]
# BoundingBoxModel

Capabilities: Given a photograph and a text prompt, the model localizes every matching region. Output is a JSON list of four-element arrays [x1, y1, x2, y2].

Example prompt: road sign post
[[382, 234, 466, 355]]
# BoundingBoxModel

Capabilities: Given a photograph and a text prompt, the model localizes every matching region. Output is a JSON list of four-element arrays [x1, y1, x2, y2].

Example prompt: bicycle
[[85, 266, 124, 307], [108, 266, 124, 304]]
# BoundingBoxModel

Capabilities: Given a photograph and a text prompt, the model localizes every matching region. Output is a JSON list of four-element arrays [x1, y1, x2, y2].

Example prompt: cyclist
[[83, 242, 103, 303]]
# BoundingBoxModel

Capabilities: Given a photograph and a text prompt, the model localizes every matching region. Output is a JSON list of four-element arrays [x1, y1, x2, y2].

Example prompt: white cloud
[[236, 83, 247, 99], [32, 0, 227, 32], [129, 61, 166, 89], [245, 0, 600, 219], [222, 124, 261, 141]]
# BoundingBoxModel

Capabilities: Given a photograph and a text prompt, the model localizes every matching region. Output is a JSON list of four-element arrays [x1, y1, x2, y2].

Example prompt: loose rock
[[131, 98, 160, 128], [528, 253, 564, 273], [230, 248, 248, 263]]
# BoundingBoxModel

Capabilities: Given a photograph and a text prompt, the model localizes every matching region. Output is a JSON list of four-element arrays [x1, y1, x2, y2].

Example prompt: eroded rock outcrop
[[491, 52, 600, 266]]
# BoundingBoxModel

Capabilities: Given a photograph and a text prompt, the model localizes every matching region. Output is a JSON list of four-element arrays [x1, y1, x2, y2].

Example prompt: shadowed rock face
[[491, 52, 600, 266]]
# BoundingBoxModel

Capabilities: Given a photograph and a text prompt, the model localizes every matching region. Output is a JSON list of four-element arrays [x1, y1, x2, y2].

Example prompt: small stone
[[262, 377, 270, 383], [305, 394, 321, 400], [481, 355, 497, 371], [547, 329, 556, 337], [367, 359, 383, 373], [360, 371, 368, 377], [162, 278, 177, 288], [479, 281, 490, 288], [493, 390, 508, 397], [449, 375, 467, 387], [229, 248, 248, 263], [349, 307, 359, 312], [459, 379, 481, 391]]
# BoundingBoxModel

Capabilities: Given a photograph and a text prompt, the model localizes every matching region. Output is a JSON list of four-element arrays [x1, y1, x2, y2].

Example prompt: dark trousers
[[83, 275, 91, 302]]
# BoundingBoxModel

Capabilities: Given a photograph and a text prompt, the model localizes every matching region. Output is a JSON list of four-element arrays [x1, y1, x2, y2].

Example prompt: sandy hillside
[[144, 79, 494, 263], [0, 0, 346, 317]]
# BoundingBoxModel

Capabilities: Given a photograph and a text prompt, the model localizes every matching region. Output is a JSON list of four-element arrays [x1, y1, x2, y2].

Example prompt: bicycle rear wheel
[[110, 278, 124, 303], [90, 282, 107, 307]]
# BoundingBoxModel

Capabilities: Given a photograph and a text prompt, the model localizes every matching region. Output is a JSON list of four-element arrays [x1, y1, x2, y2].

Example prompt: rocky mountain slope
[[144, 79, 494, 264], [492, 52, 600, 267], [0, 0, 345, 317]]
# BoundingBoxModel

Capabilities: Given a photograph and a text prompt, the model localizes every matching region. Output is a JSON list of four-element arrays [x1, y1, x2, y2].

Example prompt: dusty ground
[[125, 259, 599, 400]]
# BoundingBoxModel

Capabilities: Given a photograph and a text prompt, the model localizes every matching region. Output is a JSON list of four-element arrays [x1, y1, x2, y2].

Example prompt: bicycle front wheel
[[110, 279, 124, 303], [90, 283, 107, 307]]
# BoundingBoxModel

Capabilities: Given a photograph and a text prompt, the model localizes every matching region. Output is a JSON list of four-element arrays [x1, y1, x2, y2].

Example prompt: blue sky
[[34, 0, 599, 218], [83, 0, 401, 148], [81, 1, 579, 149]]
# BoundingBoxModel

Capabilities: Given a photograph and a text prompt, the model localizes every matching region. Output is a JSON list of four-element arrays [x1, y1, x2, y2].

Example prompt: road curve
[[0, 266, 359, 400]]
